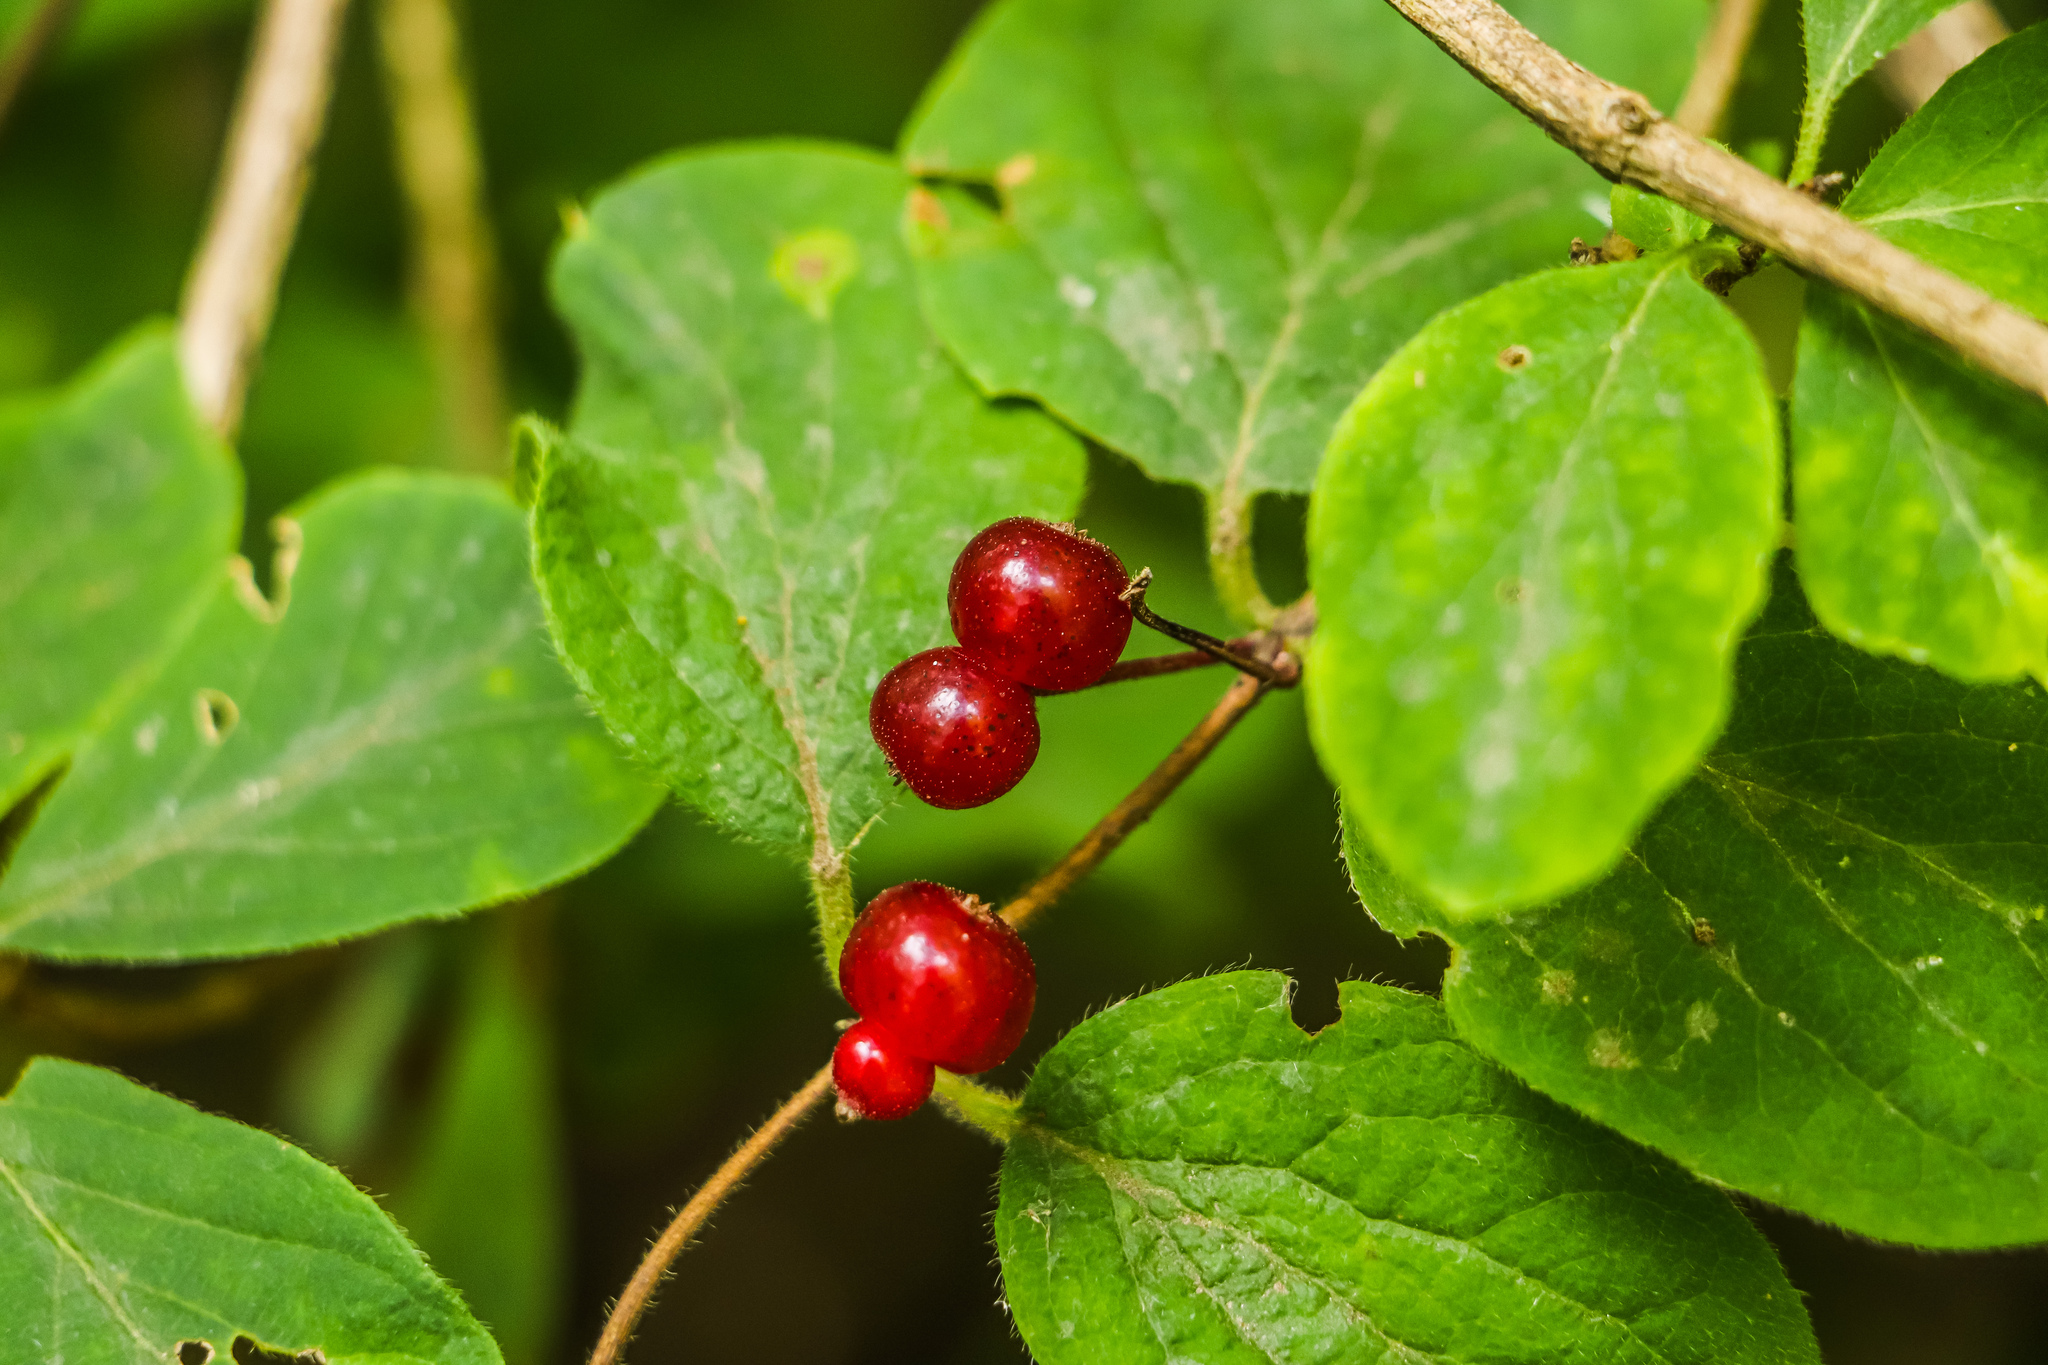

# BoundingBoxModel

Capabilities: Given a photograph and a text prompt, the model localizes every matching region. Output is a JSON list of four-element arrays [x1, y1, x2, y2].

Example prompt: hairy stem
[[375, 0, 508, 471], [809, 862, 856, 984], [1671, 0, 1764, 137], [931, 1071, 1023, 1143], [589, 1062, 835, 1365], [1379, 0, 2048, 404], [1004, 663, 1276, 932], [1205, 492, 1276, 629], [0, 0, 81, 141], [179, 0, 354, 436]]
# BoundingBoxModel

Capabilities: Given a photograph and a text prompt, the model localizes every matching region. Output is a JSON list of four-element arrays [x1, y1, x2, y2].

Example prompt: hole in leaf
[[177, 1342, 215, 1365], [1496, 344, 1532, 371], [194, 689, 239, 745], [230, 1336, 326, 1365]]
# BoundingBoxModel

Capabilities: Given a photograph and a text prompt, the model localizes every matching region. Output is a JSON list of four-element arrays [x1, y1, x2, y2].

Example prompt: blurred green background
[[1, 0, 2045, 1361]]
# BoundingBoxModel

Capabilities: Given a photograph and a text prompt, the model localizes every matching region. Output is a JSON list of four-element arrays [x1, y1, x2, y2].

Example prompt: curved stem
[[0, 0, 82, 143], [1671, 0, 1764, 137], [1003, 662, 1278, 932], [1379, 0, 2048, 404], [1121, 570, 1297, 687], [179, 0, 355, 436], [1205, 492, 1276, 629], [375, 0, 508, 472], [930, 1071, 1023, 1143], [589, 1062, 835, 1365]]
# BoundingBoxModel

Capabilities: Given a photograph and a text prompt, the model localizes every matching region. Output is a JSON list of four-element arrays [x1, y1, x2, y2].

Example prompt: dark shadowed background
[[2, 0, 2045, 1360]]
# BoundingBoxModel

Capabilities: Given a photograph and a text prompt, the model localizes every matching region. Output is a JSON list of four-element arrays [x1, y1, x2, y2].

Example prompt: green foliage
[[1796, 0, 1964, 177], [1792, 23, 2048, 683], [1609, 184, 1712, 253], [1348, 561, 2048, 1248], [0, 1056, 501, 1365], [1308, 258, 1779, 913], [0, 326, 238, 812], [898, 0, 1706, 516], [0, 471, 660, 960], [531, 142, 1084, 863], [392, 918, 566, 1365], [997, 971, 1819, 1365]]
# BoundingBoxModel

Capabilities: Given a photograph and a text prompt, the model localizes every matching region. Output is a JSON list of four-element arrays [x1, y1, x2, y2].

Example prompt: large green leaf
[[0, 325, 238, 812], [534, 142, 1084, 866], [1797, 0, 1964, 175], [0, 1057, 501, 1365], [1348, 561, 2048, 1248], [1791, 23, 2048, 683], [899, 0, 1705, 516], [1307, 258, 1780, 914], [999, 972, 1819, 1365], [0, 471, 660, 961]]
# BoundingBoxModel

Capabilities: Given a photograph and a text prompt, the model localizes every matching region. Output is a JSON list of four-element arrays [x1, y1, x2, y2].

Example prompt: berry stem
[[1003, 662, 1276, 932], [1084, 634, 1274, 687], [931, 1071, 1024, 1143], [589, 1061, 835, 1365], [1120, 570, 1298, 689]]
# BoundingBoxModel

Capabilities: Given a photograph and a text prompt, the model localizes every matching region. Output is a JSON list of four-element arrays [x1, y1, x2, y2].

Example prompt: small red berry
[[869, 647, 1039, 809], [832, 1019, 934, 1121], [949, 517, 1133, 693], [839, 881, 1037, 1074]]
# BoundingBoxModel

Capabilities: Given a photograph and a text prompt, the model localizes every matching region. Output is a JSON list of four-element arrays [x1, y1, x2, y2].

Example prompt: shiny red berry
[[869, 647, 1039, 809], [948, 517, 1133, 693], [839, 881, 1037, 1074], [832, 1019, 934, 1121]]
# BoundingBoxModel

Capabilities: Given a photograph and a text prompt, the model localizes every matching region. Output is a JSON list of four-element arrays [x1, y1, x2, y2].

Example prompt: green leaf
[[900, 0, 1706, 515], [1306, 258, 1780, 914], [1791, 22, 2048, 683], [0, 325, 239, 812], [1349, 561, 2048, 1248], [534, 142, 1084, 863], [999, 971, 1819, 1365], [0, 1056, 501, 1365], [391, 916, 565, 1365], [0, 471, 661, 961], [1797, 0, 1964, 177], [1609, 184, 1711, 254]]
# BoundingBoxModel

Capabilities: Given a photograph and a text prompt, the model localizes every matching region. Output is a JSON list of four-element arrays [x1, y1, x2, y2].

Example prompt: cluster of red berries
[[870, 517, 1133, 809], [832, 881, 1037, 1120]]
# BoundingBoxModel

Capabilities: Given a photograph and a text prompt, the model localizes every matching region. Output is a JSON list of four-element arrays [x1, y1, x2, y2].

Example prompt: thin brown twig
[[1003, 661, 1279, 932], [178, 0, 354, 437], [375, 0, 509, 471], [1671, 0, 1765, 137], [1379, 0, 2048, 404], [590, 1062, 835, 1365], [0, 0, 82, 142], [1120, 569, 1295, 687]]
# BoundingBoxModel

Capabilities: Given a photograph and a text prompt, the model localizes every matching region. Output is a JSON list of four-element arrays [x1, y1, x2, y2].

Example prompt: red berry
[[832, 1020, 934, 1121], [839, 881, 1037, 1074], [949, 517, 1133, 693], [869, 647, 1039, 809]]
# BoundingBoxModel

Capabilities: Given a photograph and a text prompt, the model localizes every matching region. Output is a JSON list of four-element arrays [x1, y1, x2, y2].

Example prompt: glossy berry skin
[[839, 881, 1037, 1074], [832, 1020, 934, 1121], [869, 647, 1039, 809], [949, 517, 1133, 693]]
